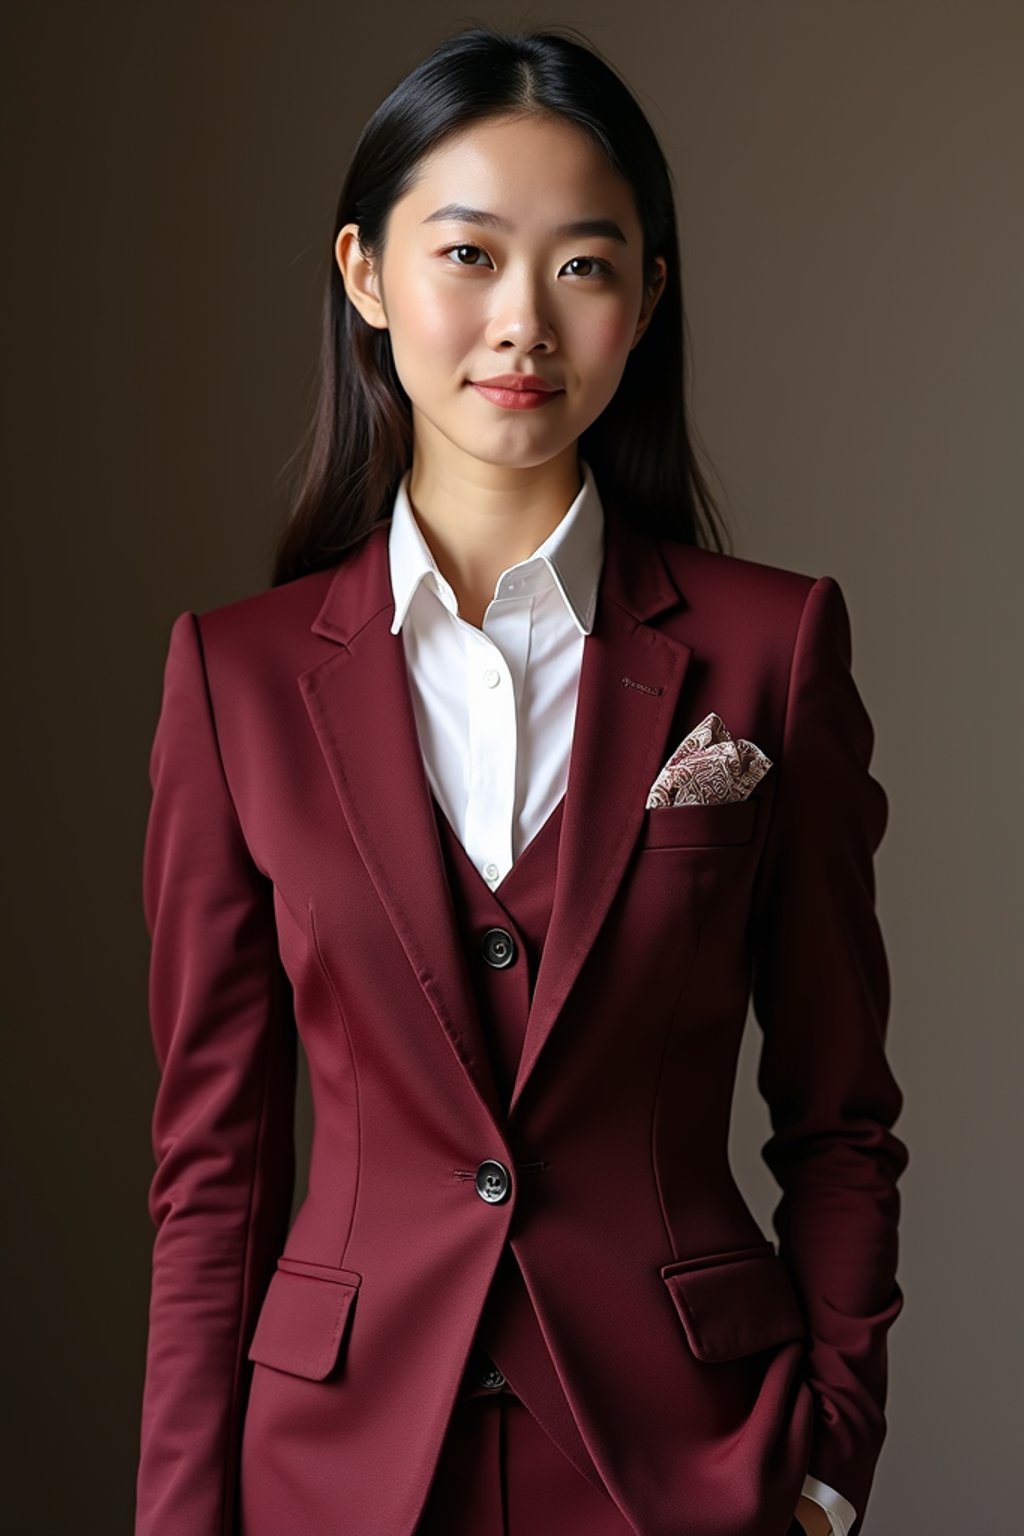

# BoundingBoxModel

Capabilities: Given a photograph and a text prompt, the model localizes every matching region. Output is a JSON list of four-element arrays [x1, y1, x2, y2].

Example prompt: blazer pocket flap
[[246, 1256, 362, 1380], [659, 1244, 807, 1362]]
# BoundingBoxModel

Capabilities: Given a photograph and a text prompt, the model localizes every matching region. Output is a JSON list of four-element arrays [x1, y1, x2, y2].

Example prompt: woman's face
[[336, 112, 666, 474]]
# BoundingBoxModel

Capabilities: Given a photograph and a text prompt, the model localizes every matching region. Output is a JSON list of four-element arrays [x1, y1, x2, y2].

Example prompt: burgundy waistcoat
[[430, 791, 606, 1494]]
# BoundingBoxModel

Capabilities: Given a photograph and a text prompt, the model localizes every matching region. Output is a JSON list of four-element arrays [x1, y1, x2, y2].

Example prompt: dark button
[[479, 1356, 507, 1390], [474, 1159, 511, 1203], [481, 927, 517, 968]]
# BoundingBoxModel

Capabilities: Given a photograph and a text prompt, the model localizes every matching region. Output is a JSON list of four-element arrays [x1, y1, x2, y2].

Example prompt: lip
[[470, 373, 561, 392], [468, 373, 564, 412]]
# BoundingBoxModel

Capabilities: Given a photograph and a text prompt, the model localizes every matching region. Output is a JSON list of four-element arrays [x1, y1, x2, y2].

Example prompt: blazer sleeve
[[749, 575, 910, 1533], [134, 610, 298, 1536]]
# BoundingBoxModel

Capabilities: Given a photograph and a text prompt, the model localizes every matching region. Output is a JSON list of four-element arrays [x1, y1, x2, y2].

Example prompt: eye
[[562, 255, 612, 279], [443, 243, 492, 268]]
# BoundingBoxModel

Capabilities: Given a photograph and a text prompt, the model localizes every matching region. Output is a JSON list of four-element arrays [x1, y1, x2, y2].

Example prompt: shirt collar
[[388, 457, 604, 636]]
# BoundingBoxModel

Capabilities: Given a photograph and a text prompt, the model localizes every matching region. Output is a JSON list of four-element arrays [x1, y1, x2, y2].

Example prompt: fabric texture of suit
[[134, 499, 908, 1535]]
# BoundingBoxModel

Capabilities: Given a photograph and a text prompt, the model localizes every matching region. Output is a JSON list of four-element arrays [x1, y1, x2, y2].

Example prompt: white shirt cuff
[[800, 1473, 858, 1536]]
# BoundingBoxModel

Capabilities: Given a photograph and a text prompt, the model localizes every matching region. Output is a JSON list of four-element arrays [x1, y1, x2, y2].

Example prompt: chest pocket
[[638, 785, 767, 850]]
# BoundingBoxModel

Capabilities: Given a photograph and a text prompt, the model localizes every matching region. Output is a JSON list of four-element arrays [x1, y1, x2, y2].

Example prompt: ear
[[335, 223, 388, 330], [631, 255, 667, 349]]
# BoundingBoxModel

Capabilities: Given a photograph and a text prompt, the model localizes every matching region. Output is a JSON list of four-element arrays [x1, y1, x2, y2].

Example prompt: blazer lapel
[[297, 504, 693, 1128], [298, 528, 505, 1127], [508, 507, 693, 1117]]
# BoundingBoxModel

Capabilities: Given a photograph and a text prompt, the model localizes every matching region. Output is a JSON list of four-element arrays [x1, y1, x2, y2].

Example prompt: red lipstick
[[469, 372, 564, 411]]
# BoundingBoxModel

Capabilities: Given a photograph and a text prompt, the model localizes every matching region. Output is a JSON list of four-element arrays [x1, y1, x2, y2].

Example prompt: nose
[[484, 271, 556, 353]]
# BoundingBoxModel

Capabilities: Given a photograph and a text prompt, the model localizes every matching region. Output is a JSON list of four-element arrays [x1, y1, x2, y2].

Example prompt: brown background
[[3, 2, 1020, 1529]]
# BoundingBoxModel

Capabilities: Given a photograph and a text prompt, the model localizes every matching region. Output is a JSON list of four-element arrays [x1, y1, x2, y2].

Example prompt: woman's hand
[[792, 1494, 833, 1535]]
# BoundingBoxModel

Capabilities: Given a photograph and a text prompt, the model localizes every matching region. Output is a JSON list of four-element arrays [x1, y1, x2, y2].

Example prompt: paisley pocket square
[[645, 712, 773, 809]]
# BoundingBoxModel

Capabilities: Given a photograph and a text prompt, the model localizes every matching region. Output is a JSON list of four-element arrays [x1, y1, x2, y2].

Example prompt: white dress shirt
[[386, 456, 858, 1536]]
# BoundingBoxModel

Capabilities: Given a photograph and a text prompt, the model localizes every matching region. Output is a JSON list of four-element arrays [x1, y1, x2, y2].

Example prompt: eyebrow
[[421, 203, 628, 244]]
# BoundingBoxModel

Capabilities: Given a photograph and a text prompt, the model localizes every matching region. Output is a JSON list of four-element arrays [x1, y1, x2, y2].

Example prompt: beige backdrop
[[4, 2, 1019, 1530]]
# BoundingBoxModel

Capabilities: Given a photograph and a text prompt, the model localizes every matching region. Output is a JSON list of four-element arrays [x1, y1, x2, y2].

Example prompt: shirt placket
[[462, 588, 531, 887]]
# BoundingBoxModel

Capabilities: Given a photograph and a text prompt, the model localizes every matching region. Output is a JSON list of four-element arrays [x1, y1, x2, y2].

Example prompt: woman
[[134, 25, 908, 1536]]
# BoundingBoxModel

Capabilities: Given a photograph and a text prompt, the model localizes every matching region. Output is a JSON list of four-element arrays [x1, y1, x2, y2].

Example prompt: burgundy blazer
[[134, 505, 908, 1536]]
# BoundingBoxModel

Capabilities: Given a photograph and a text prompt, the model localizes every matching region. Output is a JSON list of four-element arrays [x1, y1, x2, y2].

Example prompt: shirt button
[[482, 668, 500, 687], [483, 861, 499, 881]]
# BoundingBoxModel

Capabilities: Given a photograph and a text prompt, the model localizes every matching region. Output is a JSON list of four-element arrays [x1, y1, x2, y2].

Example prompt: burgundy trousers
[[413, 1349, 807, 1536], [413, 1348, 635, 1535]]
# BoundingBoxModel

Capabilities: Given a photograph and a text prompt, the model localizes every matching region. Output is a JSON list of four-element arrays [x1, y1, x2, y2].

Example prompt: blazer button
[[475, 1159, 511, 1203], [481, 927, 517, 968]]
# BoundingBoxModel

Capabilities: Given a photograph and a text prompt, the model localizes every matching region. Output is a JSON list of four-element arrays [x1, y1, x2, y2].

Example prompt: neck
[[406, 444, 582, 626]]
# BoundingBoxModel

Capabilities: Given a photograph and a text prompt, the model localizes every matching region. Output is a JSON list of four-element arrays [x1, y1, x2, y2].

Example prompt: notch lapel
[[298, 528, 505, 1128], [508, 509, 693, 1117]]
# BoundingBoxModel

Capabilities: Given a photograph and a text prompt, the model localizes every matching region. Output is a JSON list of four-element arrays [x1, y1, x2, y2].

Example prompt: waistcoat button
[[479, 1356, 507, 1390], [474, 1159, 511, 1203], [481, 927, 517, 968]]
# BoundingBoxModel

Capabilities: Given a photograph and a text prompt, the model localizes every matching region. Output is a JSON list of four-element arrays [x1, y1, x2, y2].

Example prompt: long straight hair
[[270, 24, 731, 588]]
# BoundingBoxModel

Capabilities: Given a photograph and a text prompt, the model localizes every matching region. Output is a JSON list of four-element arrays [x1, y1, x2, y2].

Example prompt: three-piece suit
[[134, 477, 907, 1535]]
